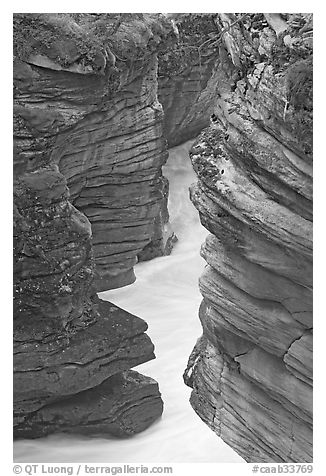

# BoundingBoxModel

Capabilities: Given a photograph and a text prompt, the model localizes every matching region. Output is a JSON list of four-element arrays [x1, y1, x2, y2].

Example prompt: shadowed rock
[[13, 13, 173, 439], [158, 14, 222, 146], [14, 13, 178, 291], [14, 370, 163, 438]]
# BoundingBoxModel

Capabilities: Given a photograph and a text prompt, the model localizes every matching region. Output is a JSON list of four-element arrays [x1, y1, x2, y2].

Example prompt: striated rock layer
[[13, 13, 175, 438], [13, 162, 163, 438], [184, 13, 313, 462], [14, 13, 177, 291]]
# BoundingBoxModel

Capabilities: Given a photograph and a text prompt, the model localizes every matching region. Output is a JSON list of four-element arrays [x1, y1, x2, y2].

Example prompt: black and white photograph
[[10, 3, 315, 474]]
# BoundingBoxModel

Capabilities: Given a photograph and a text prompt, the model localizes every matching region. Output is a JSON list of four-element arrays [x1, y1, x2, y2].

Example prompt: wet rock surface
[[13, 13, 171, 438], [14, 370, 163, 439], [13, 163, 162, 436], [184, 13, 313, 463], [13, 164, 162, 437], [13, 12, 313, 457], [14, 13, 177, 292]]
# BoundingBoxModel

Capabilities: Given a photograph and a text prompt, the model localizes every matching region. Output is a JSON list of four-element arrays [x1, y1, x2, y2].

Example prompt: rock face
[[15, 370, 163, 439], [14, 13, 177, 292], [158, 14, 221, 146], [13, 163, 163, 438], [13, 13, 175, 438], [184, 14, 313, 462]]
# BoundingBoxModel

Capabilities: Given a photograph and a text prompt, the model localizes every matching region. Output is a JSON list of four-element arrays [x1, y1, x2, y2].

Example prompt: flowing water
[[14, 141, 243, 463]]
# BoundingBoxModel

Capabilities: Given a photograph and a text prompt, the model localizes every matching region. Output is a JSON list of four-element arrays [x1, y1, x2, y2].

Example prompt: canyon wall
[[158, 14, 221, 146], [184, 13, 313, 462], [13, 13, 178, 438], [14, 13, 177, 292], [13, 12, 313, 460]]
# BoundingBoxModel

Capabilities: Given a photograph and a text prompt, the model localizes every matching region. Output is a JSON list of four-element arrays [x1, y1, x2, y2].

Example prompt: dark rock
[[14, 298, 156, 422], [138, 176, 178, 261], [14, 13, 178, 292], [13, 13, 172, 438], [14, 370, 163, 438], [185, 13, 313, 463], [158, 14, 221, 146]]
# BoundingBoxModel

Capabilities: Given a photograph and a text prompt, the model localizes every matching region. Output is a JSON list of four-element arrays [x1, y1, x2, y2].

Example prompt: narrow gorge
[[13, 13, 313, 463]]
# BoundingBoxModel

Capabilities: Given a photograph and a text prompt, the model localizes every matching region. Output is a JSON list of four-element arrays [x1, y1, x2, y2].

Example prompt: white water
[[14, 142, 243, 463]]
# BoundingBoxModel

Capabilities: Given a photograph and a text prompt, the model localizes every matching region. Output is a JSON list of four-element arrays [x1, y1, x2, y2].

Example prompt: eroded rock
[[185, 13, 313, 462], [14, 13, 177, 291], [15, 369, 163, 439], [13, 13, 172, 439]]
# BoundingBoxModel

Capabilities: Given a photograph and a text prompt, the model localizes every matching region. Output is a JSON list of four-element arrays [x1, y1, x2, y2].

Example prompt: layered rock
[[13, 13, 173, 438], [14, 13, 177, 291], [13, 162, 163, 437], [158, 14, 221, 146], [184, 13, 313, 462], [15, 370, 163, 438]]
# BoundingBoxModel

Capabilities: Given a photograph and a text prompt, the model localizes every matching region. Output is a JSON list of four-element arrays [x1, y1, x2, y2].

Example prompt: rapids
[[13, 141, 243, 463]]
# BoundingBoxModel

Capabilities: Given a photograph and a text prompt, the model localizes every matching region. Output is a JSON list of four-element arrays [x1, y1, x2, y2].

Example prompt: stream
[[13, 141, 243, 463]]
